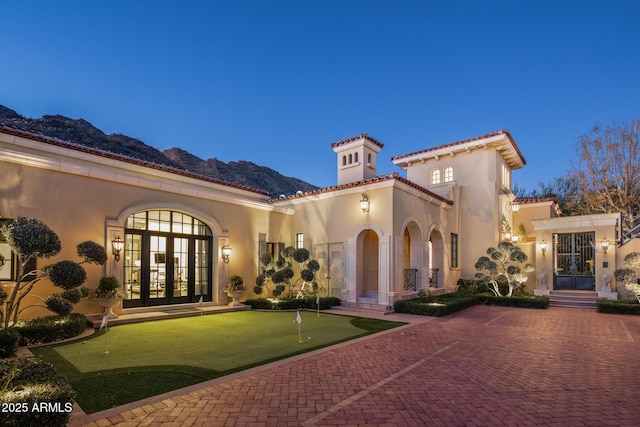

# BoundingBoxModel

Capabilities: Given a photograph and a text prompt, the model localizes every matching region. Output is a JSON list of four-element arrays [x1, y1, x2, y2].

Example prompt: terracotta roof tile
[[391, 129, 526, 166], [269, 172, 453, 205], [330, 132, 384, 149], [0, 124, 272, 196]]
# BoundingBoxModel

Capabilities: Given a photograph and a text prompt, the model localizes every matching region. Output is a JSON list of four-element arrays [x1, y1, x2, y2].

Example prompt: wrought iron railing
[[429, 268, 439, 288], [403, 269, 417, 291]]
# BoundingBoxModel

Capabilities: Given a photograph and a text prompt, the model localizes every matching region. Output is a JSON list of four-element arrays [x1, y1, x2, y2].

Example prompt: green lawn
[[34, 311, 404, 413]]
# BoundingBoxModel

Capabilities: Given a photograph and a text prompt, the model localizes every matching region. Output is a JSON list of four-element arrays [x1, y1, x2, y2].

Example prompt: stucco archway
[[402, 220, 424, 292], [428, 227, 444, 288]]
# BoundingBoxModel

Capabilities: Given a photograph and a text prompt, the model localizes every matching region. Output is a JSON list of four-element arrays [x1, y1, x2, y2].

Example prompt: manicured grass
[[33, 311, 404, 414]]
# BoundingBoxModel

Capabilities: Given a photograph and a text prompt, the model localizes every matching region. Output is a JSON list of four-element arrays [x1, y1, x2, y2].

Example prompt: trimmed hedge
[[0, 357, 75, 427], [16, 313, 87, 346], [597, 299, 640, 315], [394, 295, 480, 317], [0, 328, 21, 358], [245, 296, 341, 310], [478, 293, 549, 309]]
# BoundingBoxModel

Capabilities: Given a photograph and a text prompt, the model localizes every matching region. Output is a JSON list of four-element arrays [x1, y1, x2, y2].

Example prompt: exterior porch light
[[510, 201, 520, 212], [360, 193, 370, 213], [539, 241, 547, 256], [221, 244, 232, 264], [111, 235, 124, 262], [601, 238, 610, 255]]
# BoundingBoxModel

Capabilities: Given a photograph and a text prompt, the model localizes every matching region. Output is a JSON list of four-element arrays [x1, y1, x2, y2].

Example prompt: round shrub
[[260, 252, 273, 266], [253, 285, 263, 294], [300, 269, 314, 282], [307, 259, 320, 272], [45, 294, 74, 317], [49, 260, 86, 289], [76, 240, 107, 264], [293, 248, 310, 263]]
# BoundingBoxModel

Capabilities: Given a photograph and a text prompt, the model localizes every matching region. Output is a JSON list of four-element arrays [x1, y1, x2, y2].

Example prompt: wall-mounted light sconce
[[511, 235, 519, 243], [360, 193, 370, 213], [539, 240, 547, 256], [510, 201, 520, 212], [601, 238, 610, 255], [503, 232, 512, 242], [112, 235, 124, 262], [221, 244, 232, 264]]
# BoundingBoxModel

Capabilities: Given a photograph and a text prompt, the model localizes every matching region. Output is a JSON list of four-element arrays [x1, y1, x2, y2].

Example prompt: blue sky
[[2, 1, 638, 192]]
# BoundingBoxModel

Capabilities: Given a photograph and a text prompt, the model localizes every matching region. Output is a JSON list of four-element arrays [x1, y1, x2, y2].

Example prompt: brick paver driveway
[[72, 306, 640, 426]]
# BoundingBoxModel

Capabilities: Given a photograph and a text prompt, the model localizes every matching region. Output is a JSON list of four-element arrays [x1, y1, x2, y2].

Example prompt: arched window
[[342, 156, 347, 166], [368, 153, 372, 163], [354, 152, 359, 163], [444, 166, 454, 182], [431, 169, 441, 184], [123, 210, 212, 308], [348, 154, 353, 164]]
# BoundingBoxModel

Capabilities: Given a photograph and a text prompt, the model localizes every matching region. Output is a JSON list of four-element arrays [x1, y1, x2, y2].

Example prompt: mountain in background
[[0, 105, 319, 196]]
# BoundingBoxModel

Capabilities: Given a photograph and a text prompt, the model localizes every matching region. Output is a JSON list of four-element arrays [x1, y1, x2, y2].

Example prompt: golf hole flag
[[99, 313, 108, 331], [296, 310, 303, 342]]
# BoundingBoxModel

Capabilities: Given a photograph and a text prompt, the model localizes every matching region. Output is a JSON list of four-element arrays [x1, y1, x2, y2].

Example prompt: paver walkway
[[70, 306, 640, 426]]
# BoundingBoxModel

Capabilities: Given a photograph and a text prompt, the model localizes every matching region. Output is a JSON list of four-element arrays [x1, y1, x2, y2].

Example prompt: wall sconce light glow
[[111, 236, 124, 262], [503, 232, 511, 242], [510, 201, 520, 212], [511, 235, 519, 243], [360, 193, 370, 213], [539, 240, 547, 256], [601, 238, 609, 255], [221, 244, 232, 264]]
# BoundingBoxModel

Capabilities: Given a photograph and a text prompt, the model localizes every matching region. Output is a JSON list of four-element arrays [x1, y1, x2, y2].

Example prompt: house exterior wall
[[0, 131, 291, 318]]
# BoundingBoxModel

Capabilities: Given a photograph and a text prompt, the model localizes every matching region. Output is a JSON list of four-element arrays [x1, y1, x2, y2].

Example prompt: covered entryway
[[554, 232, 595, 290], [357, 229, 379, 299]]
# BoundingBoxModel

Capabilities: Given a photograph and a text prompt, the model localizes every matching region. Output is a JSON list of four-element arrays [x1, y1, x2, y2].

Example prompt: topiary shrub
[[0, 357, 75, 426]]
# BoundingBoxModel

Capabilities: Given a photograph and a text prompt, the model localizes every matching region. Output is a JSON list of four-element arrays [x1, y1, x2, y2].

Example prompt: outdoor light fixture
[[221, 244, 232, 264], [601, 238, 610, 255], [539, 241, 547, 256], [360, 193, 370, 213], [510, 201, 520, 212], [111, 235, 124, 262]]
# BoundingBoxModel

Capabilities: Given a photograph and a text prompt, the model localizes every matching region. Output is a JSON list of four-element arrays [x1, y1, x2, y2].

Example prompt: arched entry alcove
[[356, 229, 379, 299], [402, 220, 424, 292], [428, 228, 444, 288]]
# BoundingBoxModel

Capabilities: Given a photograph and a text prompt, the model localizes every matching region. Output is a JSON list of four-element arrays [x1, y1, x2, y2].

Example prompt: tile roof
[[390, 129, 526, 166], [0, 124, 272, 196], [330, 132, 384, 149], [269, 172, 453, 205]]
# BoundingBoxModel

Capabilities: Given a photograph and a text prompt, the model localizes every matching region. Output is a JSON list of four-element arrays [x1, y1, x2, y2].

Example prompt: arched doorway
[[403, 221, 424, 292], [122, 210, 213, 307], [428, 228, 444, 288], [357, 229, 379, 299]]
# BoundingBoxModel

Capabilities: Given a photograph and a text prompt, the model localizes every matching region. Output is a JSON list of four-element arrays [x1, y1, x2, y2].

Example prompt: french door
[[554, 232, 595, 290]]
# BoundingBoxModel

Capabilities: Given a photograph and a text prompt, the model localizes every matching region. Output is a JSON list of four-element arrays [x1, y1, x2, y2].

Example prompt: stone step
[[549, 290, 598, 309]]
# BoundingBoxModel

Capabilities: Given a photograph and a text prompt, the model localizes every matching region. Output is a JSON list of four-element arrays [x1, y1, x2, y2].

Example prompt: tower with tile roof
[[331, 132, 383, 185]]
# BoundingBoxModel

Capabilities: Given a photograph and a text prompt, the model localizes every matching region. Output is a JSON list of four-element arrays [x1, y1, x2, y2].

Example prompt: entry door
[[554, 232, 595, 290], [314, 243, 344, 298]]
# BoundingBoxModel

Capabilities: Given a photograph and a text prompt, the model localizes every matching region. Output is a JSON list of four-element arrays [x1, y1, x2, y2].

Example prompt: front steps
[[340, 292, 393, 314], [549, 290, 598, 309]]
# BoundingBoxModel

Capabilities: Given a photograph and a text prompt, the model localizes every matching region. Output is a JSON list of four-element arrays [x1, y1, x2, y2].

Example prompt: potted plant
[[224, 275, 245, 306], [94, 275, 123, 316]]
